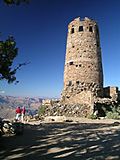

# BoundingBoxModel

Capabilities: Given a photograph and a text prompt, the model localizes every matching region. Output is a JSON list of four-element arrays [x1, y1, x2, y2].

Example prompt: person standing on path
[[21, 106, 26, 122], [15, 106, 21, 121]]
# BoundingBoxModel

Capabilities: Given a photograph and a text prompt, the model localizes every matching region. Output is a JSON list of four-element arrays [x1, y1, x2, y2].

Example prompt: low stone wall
[[37, 93, 120, 119], [95, 97, 118, 106], [44, 104, 92, 118]]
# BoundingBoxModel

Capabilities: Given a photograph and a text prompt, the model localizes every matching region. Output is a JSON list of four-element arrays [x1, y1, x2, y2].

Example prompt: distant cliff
[[0, 95, 42, 119], [0, 95, 42, 108]]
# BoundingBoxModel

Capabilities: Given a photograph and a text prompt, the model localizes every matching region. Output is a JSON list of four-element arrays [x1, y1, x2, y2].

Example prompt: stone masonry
[[42, 17, 120, 118], [61, 17, 103, 105]]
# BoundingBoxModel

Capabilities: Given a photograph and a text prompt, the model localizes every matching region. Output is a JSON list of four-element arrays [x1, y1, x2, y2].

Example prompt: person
[[15, 107, 21, 121], [21, 106, 26, 122]]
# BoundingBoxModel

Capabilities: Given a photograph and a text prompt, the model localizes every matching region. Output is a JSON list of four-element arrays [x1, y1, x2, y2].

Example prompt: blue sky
[[0, 0, 120, 98]]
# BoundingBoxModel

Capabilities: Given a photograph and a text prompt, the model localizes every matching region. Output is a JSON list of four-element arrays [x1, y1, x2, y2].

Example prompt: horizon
[[0, 0, 120, 97], [0, 94, 59, 99]]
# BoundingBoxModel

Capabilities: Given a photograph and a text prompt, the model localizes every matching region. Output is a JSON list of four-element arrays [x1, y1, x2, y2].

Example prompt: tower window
[[68, 81, 72, 86], [79, 26, 83, 32], [79, 64, 81, 67], [76, 81, 80, 85], [69, 61, 73, 65], [89, 26, 93, 32], [71, 28, 74, 34]]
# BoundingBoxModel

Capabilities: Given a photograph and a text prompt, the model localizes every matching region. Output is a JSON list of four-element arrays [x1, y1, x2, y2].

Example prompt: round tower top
[[68, 17, 97, 28]]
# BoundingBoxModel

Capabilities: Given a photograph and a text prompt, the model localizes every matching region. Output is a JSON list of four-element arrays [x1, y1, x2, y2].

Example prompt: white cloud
[[0, 90, 5, 94]]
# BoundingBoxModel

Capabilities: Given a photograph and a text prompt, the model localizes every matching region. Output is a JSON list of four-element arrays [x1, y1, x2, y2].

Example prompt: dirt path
[[0, 120, 120, 160]]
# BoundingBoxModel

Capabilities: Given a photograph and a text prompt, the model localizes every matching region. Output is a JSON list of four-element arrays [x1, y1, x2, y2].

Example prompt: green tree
[[0, 36, 28, 83]]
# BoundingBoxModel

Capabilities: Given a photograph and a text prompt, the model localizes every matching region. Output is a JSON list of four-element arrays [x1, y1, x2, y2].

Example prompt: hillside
[[0, 95, 42, 108], [0, 95, 42, 119]]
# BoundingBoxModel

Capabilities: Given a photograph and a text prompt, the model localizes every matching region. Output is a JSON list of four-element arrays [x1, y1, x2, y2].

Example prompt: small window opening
[[89, 26, 93, 32], [79, 26, 83, 32], [68, 81, 72, 86], [71, 28, 74, 34], [66, 96, 70, 99], [76, 65, 78, 67], [72, 45, 74, 48], [79, 64, 81, 67], [76, 81, 79, 85], [69, 62, 73, 65]]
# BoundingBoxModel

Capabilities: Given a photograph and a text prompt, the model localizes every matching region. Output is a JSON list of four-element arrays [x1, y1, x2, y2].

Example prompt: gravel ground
[[0, 117, 120, 160]]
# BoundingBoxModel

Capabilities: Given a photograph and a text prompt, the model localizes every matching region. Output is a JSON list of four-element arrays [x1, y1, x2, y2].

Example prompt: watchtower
[[62, 17, 103, 105]]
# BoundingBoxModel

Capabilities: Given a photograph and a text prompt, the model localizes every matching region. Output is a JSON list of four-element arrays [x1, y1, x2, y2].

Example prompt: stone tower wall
[[62, 17, 103, 105]]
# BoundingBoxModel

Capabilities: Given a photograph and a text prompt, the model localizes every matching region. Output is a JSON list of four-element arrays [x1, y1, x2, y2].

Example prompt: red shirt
[[16, 107, 21, 114]]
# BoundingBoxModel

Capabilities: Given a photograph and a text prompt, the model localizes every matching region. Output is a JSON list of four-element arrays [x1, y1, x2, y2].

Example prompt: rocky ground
[[0, 117, 120, 160]]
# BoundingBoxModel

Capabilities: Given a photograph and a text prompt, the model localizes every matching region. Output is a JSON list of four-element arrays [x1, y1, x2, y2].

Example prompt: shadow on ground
[[0, 122, 120, 160]]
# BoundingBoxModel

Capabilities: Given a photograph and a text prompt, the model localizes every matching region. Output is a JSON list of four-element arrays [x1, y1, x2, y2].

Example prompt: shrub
[[38, 105, 46, 116], [106, 111, 120, 120], [106, 105, 120, 119], [87, 114, 97, 119]]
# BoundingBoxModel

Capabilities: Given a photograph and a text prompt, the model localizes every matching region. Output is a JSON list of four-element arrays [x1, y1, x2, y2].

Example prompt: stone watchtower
[[62, 17, 103, 105]]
